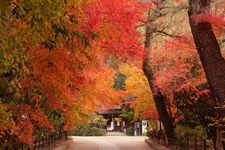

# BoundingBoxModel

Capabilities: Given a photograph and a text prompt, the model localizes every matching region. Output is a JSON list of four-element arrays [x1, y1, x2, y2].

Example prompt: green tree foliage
[[174, 86, 217, 144], [120, 104, 134, 121], [174, 125, 207, 140], [113, 71, 127, 90], [72, 115, 107, 136], [0, 0, 88, 145]]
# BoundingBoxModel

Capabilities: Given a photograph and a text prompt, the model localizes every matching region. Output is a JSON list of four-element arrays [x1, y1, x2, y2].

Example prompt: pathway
[[52, 134, 153, 150]]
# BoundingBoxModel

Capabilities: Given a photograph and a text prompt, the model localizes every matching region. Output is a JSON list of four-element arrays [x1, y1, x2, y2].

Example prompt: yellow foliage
[[119, 63, 156, 119]]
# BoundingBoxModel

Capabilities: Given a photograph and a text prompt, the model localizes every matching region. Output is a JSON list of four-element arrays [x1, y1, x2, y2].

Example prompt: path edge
[[145, 139, 171, 150]]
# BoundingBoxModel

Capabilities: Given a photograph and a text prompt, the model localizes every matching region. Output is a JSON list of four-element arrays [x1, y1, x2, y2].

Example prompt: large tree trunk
[[188, 0, 225, 149], [142, 12, 175, 144]]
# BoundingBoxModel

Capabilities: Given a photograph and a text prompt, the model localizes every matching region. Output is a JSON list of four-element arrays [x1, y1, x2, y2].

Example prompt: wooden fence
[[148, 132, 216, 150], [1, 131, 68, 150]]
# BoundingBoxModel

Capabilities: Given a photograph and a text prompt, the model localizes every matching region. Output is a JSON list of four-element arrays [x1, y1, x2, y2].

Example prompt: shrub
[[174, 125, 207, 139], [89, 127, 106, 136], [90, 115, 107, 128], [71, 114, 107, 136], [72, 124, 106, 136], [127, 126, 134, 136]]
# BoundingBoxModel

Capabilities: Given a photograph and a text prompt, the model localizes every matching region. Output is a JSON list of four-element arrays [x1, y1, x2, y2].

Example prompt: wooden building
[[98, 106, 126, 132]]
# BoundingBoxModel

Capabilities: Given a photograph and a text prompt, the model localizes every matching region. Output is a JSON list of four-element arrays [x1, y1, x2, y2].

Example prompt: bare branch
[[155, 30, 183, 38]]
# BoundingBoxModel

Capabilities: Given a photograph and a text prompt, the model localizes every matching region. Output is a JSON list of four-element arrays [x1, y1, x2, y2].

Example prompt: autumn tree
[[0, 0, 99, 145], [0, 0, 77, 145], [119, 63, 156, 120], [188, 0, 225, 148], [113, 71, 127, 91], [0, 0, 149, 146], [140, 0, 223, 145], [142, 6, 178, 143]]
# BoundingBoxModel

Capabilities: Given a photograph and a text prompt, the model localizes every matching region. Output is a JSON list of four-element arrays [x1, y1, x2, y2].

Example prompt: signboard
[[142, 120, 148, 135]]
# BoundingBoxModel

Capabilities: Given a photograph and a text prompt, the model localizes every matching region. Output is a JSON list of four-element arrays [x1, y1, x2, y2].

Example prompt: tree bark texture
[[142, 11, 175, 144], [188, 0, 225, 149]]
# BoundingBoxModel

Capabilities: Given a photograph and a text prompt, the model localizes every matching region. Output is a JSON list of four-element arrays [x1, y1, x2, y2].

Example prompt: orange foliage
[[6, 104, 53, 144], [2, 0, 150, 144], [141, 109, 159, 120], [80, 65, 124, 111]]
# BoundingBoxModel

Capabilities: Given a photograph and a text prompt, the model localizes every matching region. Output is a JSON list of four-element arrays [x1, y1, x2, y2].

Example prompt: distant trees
[[113, 71, 127, 90], [118, 63, 156, 119]]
